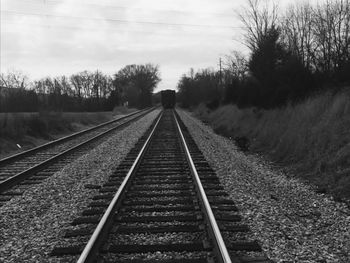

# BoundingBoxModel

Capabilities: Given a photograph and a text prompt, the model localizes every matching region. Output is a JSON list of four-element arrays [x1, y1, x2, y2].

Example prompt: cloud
[[1, 0, 247, 89]]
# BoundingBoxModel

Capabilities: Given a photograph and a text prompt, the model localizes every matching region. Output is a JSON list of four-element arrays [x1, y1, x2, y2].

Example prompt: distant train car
[[161, 90, 176, 109]]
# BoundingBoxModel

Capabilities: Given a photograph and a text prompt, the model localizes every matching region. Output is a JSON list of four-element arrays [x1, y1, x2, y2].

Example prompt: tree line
[[0, 64, 160, 112], [178, 0, 350, 109]]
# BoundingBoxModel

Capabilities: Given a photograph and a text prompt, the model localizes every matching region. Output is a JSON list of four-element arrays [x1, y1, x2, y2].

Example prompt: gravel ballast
[[177, 109, 350, 263], [0, 109, 160, 263]]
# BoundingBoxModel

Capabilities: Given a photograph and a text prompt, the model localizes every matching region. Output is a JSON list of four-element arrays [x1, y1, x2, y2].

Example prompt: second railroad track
[[0, 108, 155, 205]]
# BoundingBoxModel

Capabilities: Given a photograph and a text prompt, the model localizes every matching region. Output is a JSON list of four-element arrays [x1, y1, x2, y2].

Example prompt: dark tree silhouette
[[177, 69, 221, 109], [114, 64, 161, 108], [177, 0, 349, 109], [1, 70, 119, 112]]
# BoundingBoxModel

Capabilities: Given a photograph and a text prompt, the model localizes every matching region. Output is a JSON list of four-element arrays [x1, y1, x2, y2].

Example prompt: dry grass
[[195, 89, 350, 199], [112, 105, 138, 115], [0, 111, 113, 158], [0, 112, 112, 138]]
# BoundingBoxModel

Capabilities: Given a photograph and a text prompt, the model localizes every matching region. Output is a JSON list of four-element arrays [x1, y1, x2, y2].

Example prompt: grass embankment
[[0, 106, 136, 159], [195, 89, 350, 200]]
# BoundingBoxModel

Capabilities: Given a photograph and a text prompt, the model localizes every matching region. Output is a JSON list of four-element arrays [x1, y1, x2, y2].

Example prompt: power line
[[1, 10, 241, 29]]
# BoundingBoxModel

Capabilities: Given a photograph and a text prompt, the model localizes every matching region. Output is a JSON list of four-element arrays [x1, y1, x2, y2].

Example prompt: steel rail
[[0, 108, 157, 193], [77, 111, 163, 263], [0, 108, 153, 166], [173, 110, 232, 263]]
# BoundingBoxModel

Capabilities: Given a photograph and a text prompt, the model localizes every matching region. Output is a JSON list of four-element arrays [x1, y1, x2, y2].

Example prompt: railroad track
[[51, 109, 271, 263], [0, 108, 155, 205]]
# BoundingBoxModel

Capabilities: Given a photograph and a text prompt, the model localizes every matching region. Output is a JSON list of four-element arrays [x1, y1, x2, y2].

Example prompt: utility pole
[[219, 57, 222, 85], [218, 57, 223, 102]]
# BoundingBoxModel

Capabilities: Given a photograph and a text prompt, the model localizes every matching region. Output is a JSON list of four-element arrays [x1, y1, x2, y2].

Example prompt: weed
[[195, 89, 350, 199]]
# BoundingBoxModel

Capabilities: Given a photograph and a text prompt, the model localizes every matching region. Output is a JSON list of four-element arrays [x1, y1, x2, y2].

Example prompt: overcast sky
[[1, 0, 313, 92]]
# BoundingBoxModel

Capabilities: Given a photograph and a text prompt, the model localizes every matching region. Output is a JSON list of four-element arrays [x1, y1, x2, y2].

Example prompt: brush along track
[[51, 109, 271, 263], [0, 108, 155, 205]]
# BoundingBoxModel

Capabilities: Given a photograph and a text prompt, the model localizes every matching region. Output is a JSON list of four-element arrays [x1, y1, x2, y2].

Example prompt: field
[[0, 106, 136, 159], [194, 89, 350, 200]]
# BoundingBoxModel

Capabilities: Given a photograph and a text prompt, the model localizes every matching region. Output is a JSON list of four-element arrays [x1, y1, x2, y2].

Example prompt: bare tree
[[33, 79, 45, 94], [0, 70, 30, 89], [92, 70, 106, 99], [313, 0, 350, 74], [224, 51, 248, 80], [238, 0, 279, 51], [43, 77, 55, 94], [104, 76, 114, 99], [329, 0, 350, 73], [79, 71, 93, 98], [57, 76, 73, 96], [281, 3, 314, 69], [70, 74, 83, 99]]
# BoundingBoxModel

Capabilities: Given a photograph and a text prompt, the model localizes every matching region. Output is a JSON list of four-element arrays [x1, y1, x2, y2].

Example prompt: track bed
[[51, 110, 271, 263]]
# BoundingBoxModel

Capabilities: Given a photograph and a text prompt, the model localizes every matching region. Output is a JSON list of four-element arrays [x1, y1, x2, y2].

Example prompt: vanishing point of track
[[0, 108, 155, 205], [51, 109, 271, 263]]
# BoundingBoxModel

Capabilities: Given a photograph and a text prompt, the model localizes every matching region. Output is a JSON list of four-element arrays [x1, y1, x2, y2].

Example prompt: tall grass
[[0, 112, 112, 139], [196, 89, 350, 199], [0, 111, 113, 158]]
